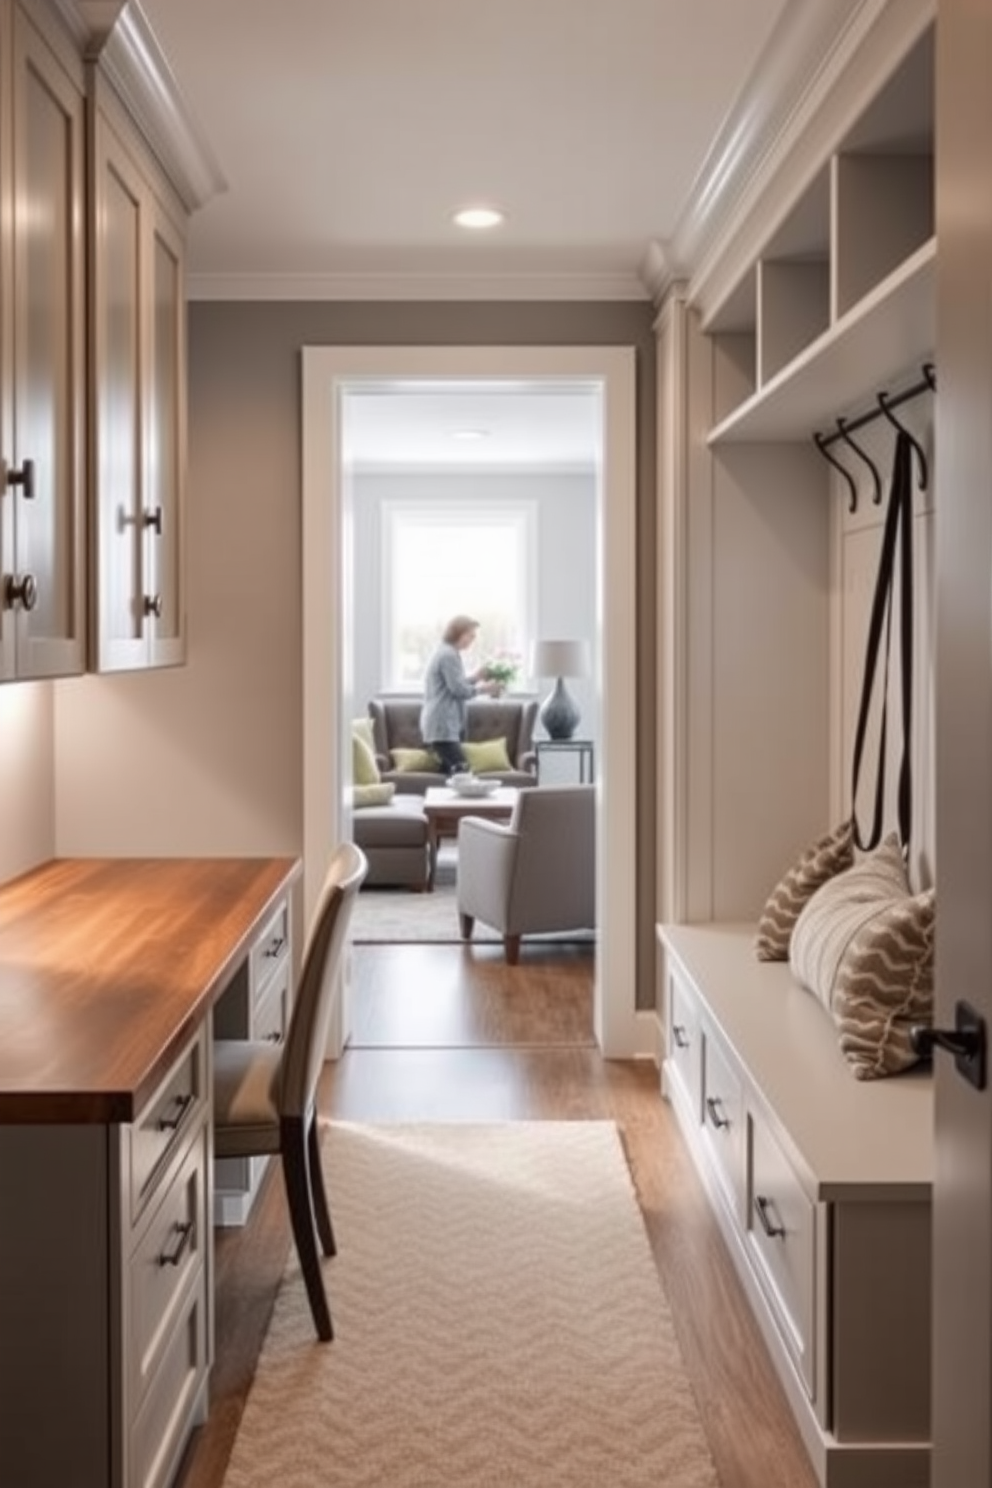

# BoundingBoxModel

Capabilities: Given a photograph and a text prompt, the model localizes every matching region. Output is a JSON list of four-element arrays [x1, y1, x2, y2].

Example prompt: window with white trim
[[382, 503, 535, 691]]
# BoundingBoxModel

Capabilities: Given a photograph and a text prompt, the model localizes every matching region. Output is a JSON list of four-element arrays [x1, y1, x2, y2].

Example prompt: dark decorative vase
[[539, 677, 580, 740]]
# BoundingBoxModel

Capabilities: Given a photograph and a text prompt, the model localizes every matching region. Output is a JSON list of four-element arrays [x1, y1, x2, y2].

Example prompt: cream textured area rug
[[351, 851, 596, 947], [222, 1122, 720, 1488]]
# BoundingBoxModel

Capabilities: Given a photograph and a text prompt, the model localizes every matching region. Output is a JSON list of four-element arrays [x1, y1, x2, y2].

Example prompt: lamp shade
[[530, 639, 590, 679]]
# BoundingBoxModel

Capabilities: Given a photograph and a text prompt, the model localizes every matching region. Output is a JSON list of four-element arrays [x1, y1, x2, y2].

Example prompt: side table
[[535, 738, 595, 784]]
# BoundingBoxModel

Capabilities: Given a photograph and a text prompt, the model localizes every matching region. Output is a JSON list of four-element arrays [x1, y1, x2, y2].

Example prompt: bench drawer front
[[667, 969, 702, 1121], [701, 1029, 744, 1221], [129, 1028, 208, 1225], [747, 1111, 816, 1398]]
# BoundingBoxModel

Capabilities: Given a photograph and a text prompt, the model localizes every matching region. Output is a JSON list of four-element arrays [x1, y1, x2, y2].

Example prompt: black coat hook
[[813, 431, 859, 513], [878, 389, 929, 490], [922, 361, 937, 392], [835, 416, 883, 506]]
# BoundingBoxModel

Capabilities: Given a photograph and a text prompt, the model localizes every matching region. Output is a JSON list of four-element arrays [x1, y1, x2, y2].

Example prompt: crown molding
[[82, 0, 226, 213], [185, 268, 652, 303]]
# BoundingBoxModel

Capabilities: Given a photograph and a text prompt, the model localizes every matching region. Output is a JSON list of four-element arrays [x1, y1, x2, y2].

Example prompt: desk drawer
[[251, 897, 290, 993], [129, 1027, 208, 1225], [128, 1121, 209, 1406], [254, 962, 290, 1045], [747, 1110, 816, 1398], [129, 1266, 209, 1488]]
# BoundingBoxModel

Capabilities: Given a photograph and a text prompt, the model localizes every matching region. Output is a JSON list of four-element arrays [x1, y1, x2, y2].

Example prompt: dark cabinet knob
[[144, 593, 163, 619], [5, 459, 35, 499], [5, 573, 38, 611], [144, 506, 163, 534]]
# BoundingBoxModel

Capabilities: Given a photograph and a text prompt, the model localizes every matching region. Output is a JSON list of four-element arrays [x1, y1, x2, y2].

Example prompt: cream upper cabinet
[[0, 1, 87, 683], [89, 79, 187, 672]]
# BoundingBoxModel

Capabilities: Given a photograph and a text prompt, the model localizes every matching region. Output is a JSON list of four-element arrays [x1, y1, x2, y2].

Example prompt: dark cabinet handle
[[5, 573, 38, 611], [158, 1219, 194, 1267], [144, 594, 163, 619], [144, 506, 163, 534], [672, 1024, 690, 1049], [754, 1194, 786, 1239], [265, 1030, 283, 1043], [157, 1092, 193, 1131], [705, 1096, 730, 1130], [6, 459, 35, 499], [264, 936, 285, 959]]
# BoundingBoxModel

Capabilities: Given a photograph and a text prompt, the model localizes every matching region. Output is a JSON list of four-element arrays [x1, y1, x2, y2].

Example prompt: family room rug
[[351, 848, 597, 948], [221, 1121, 720, 1488]]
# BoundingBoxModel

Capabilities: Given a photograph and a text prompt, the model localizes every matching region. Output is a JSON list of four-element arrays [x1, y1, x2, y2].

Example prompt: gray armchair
[[456, 784, 596, 963]]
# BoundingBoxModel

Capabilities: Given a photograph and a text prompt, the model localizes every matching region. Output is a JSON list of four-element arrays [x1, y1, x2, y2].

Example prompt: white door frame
[[302, 344, 639, 1057]]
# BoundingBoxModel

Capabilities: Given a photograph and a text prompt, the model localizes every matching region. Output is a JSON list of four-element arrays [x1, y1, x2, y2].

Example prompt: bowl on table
[[448, 773, 500, 798]]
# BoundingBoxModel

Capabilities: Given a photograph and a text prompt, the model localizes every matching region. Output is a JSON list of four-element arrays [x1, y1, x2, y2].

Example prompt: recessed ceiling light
[[452, 428, 489, 441], [453, 206, 504, 230]]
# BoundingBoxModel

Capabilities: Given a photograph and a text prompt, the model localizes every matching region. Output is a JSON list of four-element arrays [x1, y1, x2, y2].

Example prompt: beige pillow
[[352, 716, 377, 756], [390, 746, 440, 773], [352, 782, 396, 808], [755, 819, 854, 961], [790, 834, 935, 1079], [834, 888, 935, 1080], [352, 731, 380, 786], [462, 736, 512, 774]]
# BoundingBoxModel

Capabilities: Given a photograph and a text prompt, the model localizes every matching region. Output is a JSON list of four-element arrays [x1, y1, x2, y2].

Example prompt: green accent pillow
[[462, 736, 512, 773], [390, 746, 441, 773], [352, 782, 396, 808], [353, 730, 380, 786], [352, 716, 377, 756]]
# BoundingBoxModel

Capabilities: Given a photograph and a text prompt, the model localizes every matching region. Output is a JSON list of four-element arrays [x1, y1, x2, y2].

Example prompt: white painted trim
[[189, 270, 650, 304], [302, 345, 639, 1058], [93, 0, 227, 213]]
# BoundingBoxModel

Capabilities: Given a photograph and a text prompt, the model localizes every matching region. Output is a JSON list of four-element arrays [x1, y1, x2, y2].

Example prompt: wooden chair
[[213, 843, 368, 1341]]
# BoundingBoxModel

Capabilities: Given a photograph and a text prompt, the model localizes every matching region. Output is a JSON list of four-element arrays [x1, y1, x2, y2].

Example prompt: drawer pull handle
[[672, 1024, 690, 1050], [158, 1092, 194, 1131], [705, 1096, 730, 1130], [158, 1220, 194, 1268], [754, 1194, 786, 1239], [265, 1030, 283, 1043], [264, 936, 286, 958]]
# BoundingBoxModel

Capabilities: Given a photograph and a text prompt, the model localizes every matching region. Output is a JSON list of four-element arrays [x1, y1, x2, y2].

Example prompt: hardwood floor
[[177, 941, 817, 1488]]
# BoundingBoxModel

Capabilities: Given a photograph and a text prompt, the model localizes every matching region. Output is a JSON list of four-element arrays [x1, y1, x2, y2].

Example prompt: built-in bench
[[657, 922, 933, 1488]]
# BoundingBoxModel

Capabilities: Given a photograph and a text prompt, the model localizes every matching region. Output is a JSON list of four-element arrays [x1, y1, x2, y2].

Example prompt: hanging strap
[[850, 429, 914, 852]]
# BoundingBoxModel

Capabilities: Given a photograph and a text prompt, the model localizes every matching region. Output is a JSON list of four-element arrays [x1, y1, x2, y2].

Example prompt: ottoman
[[351, 794, 429, 889]]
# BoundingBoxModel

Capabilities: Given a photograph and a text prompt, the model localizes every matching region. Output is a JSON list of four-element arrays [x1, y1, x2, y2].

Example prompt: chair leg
[[504, 934, 521, 965], [459, 912, 474, 940], [307, 1113, 336, 1257], [281, 1116, 333, 1342]]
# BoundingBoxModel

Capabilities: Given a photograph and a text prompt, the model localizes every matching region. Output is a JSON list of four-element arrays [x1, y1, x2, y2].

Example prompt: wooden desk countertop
[[0, 856, 300, 1125]]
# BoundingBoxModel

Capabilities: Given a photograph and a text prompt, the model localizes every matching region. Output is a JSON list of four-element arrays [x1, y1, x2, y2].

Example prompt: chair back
[[508, 783, 596, 926], [279, 843, 367, 1121]]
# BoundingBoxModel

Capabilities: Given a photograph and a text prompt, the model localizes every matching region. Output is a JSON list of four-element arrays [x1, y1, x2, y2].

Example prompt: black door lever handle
[[910, 1001, 987, 1091]]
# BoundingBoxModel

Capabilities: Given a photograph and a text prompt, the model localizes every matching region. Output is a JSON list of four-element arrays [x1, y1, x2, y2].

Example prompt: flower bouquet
[[484, 652, 520, 689]]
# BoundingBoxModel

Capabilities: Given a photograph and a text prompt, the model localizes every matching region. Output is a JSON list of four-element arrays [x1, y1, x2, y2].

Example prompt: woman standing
[[421, 614, 500, 776]]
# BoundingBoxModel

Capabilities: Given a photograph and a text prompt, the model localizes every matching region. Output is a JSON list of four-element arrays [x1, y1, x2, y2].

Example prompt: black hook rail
[[812, 362, 936, 510]]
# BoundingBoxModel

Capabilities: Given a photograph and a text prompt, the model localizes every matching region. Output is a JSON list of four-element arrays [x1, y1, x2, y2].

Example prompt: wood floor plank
[[176, 942, 817, 1488]]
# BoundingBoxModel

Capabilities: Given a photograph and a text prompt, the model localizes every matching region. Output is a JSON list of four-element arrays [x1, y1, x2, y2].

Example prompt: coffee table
[[422, 786, 519, 891]]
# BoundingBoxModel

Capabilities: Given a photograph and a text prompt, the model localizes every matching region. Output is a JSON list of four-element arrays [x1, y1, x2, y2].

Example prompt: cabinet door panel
[[93, 132, 145, 670], [146, 206, 185, 666], [11, 8, 85, 678]]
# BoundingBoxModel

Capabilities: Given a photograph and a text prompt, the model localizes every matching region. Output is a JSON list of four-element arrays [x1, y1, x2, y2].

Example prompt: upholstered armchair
[[367, 696, 539, 793], [456, 784, 595, 963]]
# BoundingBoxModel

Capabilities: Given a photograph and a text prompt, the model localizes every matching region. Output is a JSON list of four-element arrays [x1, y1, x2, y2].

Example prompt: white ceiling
[[139, 0, 792, 299], [134, 0, 797, 462]]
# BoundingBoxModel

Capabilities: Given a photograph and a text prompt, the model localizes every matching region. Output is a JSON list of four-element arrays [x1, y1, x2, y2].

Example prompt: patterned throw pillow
[[789, 834, 935, 1079], [462, 736, 512, 774], [754, 819, 854, 961], [834, 888, 935, 1080], [390, 747, 441, 773]]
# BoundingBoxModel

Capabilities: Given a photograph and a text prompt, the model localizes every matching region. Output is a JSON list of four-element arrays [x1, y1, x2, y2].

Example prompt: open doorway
[[302, 345, 640, 1058]]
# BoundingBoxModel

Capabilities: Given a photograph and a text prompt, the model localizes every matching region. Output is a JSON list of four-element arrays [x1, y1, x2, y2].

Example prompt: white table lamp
[[531, 639, 591, 740]]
